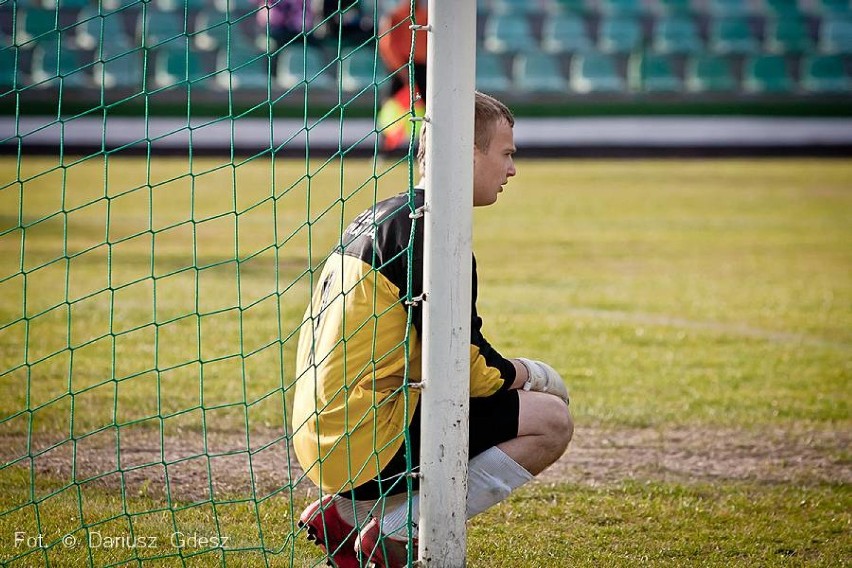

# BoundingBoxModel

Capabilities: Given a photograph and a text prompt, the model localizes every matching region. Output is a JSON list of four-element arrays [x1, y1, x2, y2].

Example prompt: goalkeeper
[[293, 92, 573, 568]]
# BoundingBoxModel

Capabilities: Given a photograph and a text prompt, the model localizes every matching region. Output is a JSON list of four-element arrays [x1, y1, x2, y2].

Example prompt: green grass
[[1, 157, 850, 566], [470, 482, 852, 567]]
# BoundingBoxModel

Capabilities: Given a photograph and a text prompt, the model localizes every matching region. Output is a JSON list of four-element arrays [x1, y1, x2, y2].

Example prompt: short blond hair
[[417, 91, 514, 178]]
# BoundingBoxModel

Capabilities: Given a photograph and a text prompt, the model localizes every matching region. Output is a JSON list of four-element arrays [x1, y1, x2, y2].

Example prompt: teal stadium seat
[[820, 16, 852, 53], [653, 15, 703, 54], [629, 52, 682, 91], [476, 52, 511, 93], [743, 54, 796, 92], [0, 48, 22, 89], [19, 8, 60, 47], [710, 17, 760, 54], [685, 53, 737, 92], [800, 53, 852, 92], [493, 0, 540, 15], [707, 0, 752, 17], [193, 11, 239, 52], [76, 8, 135, 57], [93, 50, 143, 90], [42, 0, 89, 9], [763, 0, 804, 17], [217, 44, 272, 90], [598, 15, 644, 54], [513, 51, 568, 93], [815, 0, 851, 16], [138, 7, 187, 49], [30, 42, 90, 88], [764, 16, 814, 53], [546, 0, 589, 14], [570, 52, 625, 92], [101, 0, 144, 11], [598, 0, 644, 16], [154, 0, 208, 11], [277, 45, 334, 91], [655, 0, 693, 15], [483, 14, 537, 54], [153, 46, 212, 90], [340, 48, 389, 92], [541, 13, 593, 54]]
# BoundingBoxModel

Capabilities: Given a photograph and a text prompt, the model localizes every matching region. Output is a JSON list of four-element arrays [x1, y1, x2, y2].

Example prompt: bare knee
[[518, 391, 574, 456]]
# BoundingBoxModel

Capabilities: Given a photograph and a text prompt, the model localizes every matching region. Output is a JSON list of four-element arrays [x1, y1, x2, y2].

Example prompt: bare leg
[[497, 390, 574, 475]]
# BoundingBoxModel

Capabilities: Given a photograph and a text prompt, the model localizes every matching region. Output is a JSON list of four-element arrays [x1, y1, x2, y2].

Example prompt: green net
[[0, 0, 421, 565]]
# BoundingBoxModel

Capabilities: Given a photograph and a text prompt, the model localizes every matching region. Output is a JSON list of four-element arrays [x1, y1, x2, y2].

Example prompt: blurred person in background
[[377, 0, 428, 152], [255, 0, 317, 49]]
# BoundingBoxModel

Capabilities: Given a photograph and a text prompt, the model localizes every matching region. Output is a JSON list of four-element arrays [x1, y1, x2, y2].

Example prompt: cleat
[[298, 495, 360, 568], [355, 517, 417, 568]]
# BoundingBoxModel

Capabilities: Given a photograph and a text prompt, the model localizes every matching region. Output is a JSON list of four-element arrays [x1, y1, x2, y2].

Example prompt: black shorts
[[346, 388, 520, 501]]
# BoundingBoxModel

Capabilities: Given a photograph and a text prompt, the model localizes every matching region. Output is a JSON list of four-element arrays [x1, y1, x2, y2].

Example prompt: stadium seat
[[340, 48, 388, 92], [217, 44, 272, 90], [653, 15, 704, 54], [0, 48, 21, 89], [101, 0, 144, 11], [764, 16, 814, 53], [820, 16, 852, 54], [492, 0, 541, 15], [570, 52, 625, 92], [598, 0, 644, 16], [763, 0, 804, 17], [545, 0, 589, 14], [137, 7, 187, 49], [800, 53, 852, 92], [541, 12, 593, 54], [482, 14, 537, 54], [42, 0, 89, 9], [76, 8, 135, 57], [154, 0, 208, 12], [512, 51, 568, 93], [598, 15, 644, 54], [654, 0, 693, 15], [153, 46, 211, 89], [193, 11, 232, 52], [277, 45, 334, 91], [743, 54, 796, 92], [685, 53, 737, 92], [476, 52, 511, 93], [628, 53, 682, 91], [707, 0, 752, 17], [815, 0, 851, 16], [93, 50, 144, 89], [29, 42, 91, 88], [710, 17, 760, 55], [18, 7, 60, 47]]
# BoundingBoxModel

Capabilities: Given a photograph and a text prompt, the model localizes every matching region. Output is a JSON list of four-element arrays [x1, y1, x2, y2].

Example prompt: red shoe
[[298, 495, 359, 568], [355, 517, 417, 568]]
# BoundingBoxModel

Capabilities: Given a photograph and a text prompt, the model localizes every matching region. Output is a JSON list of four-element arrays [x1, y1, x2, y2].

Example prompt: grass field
[[0, 156, 850, 567]]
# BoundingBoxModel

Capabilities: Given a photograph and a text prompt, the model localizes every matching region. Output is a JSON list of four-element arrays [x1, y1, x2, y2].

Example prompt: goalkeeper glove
[[517, 358, 569, 405]]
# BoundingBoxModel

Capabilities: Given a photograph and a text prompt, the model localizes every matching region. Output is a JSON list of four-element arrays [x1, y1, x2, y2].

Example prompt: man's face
[[473, 119, 516, 207]]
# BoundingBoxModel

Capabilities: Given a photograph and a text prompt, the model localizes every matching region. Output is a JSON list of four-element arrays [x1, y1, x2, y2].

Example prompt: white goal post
[[418, 1, 477, 566]]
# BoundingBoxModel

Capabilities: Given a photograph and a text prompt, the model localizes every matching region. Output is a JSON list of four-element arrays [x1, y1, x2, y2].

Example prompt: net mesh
[[0, 0, 421, 565]]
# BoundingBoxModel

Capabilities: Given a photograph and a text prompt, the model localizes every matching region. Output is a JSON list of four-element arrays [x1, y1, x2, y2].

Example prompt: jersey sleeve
[[468, 256, 516, 397]]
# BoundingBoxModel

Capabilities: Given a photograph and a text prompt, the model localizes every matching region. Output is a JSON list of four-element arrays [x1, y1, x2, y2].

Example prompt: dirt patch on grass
[[538, 425, 851, 487], [2, 425, 848, 504]]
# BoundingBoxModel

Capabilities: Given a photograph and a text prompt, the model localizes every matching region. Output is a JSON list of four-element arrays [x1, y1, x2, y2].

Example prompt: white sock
[[378, 447, 533, 537], [466, 446, 532, 518], [332, 495, 375, 527], [378, 492, 417, 538]]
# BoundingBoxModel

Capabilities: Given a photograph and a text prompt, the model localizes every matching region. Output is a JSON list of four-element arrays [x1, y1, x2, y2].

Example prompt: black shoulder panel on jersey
[[339, 189, 424, 314]]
